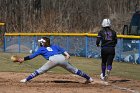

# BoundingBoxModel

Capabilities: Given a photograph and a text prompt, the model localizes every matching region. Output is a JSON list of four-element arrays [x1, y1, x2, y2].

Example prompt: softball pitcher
[[18, 37, 93, 83]]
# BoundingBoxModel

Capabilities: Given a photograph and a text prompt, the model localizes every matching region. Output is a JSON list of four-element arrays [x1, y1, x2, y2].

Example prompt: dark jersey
[[96, 27, 117, 47]]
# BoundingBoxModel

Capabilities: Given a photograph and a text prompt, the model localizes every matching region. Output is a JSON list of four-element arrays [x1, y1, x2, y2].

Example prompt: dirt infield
[[0, 72, 139, 93]]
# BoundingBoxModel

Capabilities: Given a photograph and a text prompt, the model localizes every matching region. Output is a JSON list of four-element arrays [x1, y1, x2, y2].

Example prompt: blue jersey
[[26, 45, 65, 60]]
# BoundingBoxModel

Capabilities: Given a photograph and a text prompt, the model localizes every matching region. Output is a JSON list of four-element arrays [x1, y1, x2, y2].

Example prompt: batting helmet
[[101, 19, 111, 27]]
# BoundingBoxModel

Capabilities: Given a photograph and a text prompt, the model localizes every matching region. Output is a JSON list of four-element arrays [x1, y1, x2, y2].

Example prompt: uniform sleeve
[[55, 45, 65, 53], [96, 31, 102, 46], [24, 48, 42, 61]]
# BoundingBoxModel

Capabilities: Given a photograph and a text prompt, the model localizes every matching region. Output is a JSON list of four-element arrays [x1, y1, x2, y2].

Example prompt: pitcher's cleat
[[20, 79, 27, 83], [85, 78, 94, 84], [100, 73, 105, 81]]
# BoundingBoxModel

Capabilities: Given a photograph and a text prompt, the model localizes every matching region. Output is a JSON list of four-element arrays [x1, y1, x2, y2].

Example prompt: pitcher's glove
[[11, 55, 24, 63]]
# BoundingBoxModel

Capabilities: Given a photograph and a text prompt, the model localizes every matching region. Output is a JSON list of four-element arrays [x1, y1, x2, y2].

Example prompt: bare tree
[[0, 0, 139, 33]]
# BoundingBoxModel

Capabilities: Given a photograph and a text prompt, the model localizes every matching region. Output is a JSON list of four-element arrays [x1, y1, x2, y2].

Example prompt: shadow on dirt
[[110, 79, 130, 83], [51, 80, 79, 83], [32, 80, 79, 83]]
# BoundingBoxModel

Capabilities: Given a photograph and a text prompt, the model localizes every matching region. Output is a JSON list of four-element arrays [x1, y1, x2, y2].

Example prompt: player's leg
[[20, 60, 57, 83], [107, 55, 114, 70], [50, 54, 93, 82], [100, 58, 107, 80], [59, 61, 93, 83], [105, 48, 115, 80], [104, 54, 114, 81], [106, 54, 115, 73], [101, 48, 108, 78], [106, 48, 115, 71], [20, 54, 65, 83]]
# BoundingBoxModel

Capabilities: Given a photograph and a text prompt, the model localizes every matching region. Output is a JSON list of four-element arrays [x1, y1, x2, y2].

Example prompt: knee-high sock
[[26, 71, 39, 81], [107, 65, 112, 71], [76, 70, 90, 80], [102, 66, 106, 77]]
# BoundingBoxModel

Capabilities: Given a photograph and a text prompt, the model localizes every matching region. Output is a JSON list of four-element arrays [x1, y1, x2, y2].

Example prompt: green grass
[[0, 52, 140, 80]]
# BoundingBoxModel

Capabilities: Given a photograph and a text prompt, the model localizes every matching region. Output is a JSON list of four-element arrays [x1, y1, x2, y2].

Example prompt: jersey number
[[46, 47, 53, 51], [104, 31, 112, 40]]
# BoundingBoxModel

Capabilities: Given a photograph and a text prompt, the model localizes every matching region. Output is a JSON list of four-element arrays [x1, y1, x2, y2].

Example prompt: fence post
[[85, 36, 88, 58], [18, 35, 21, 53], [118, 38, 123, 62], [33, 36, 37, 52], [50, 36, 54, 44], [66, 36, 69, 52], [138, 40, 140, 64], [3, 35, 6, 52]]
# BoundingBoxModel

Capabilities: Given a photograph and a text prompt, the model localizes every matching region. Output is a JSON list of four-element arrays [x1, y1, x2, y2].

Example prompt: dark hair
[[42, 37, 50, 47]]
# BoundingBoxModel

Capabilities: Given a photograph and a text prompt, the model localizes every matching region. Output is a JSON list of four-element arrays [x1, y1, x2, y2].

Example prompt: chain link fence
[[2, 34, 140, 64]]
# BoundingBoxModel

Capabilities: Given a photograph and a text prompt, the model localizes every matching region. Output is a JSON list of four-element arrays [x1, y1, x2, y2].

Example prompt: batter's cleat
[[104, 70, 110, 81], [85, 78, 94, 84], [100, 73, 105, 81], [106, 70, 110, 76], [20, 79, 27, 83]]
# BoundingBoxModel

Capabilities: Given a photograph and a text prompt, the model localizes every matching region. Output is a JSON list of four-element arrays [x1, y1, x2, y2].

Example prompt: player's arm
[[25, 49, 42, 60], [18, 48, 42, 63], [64, 51, 70, 59]]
